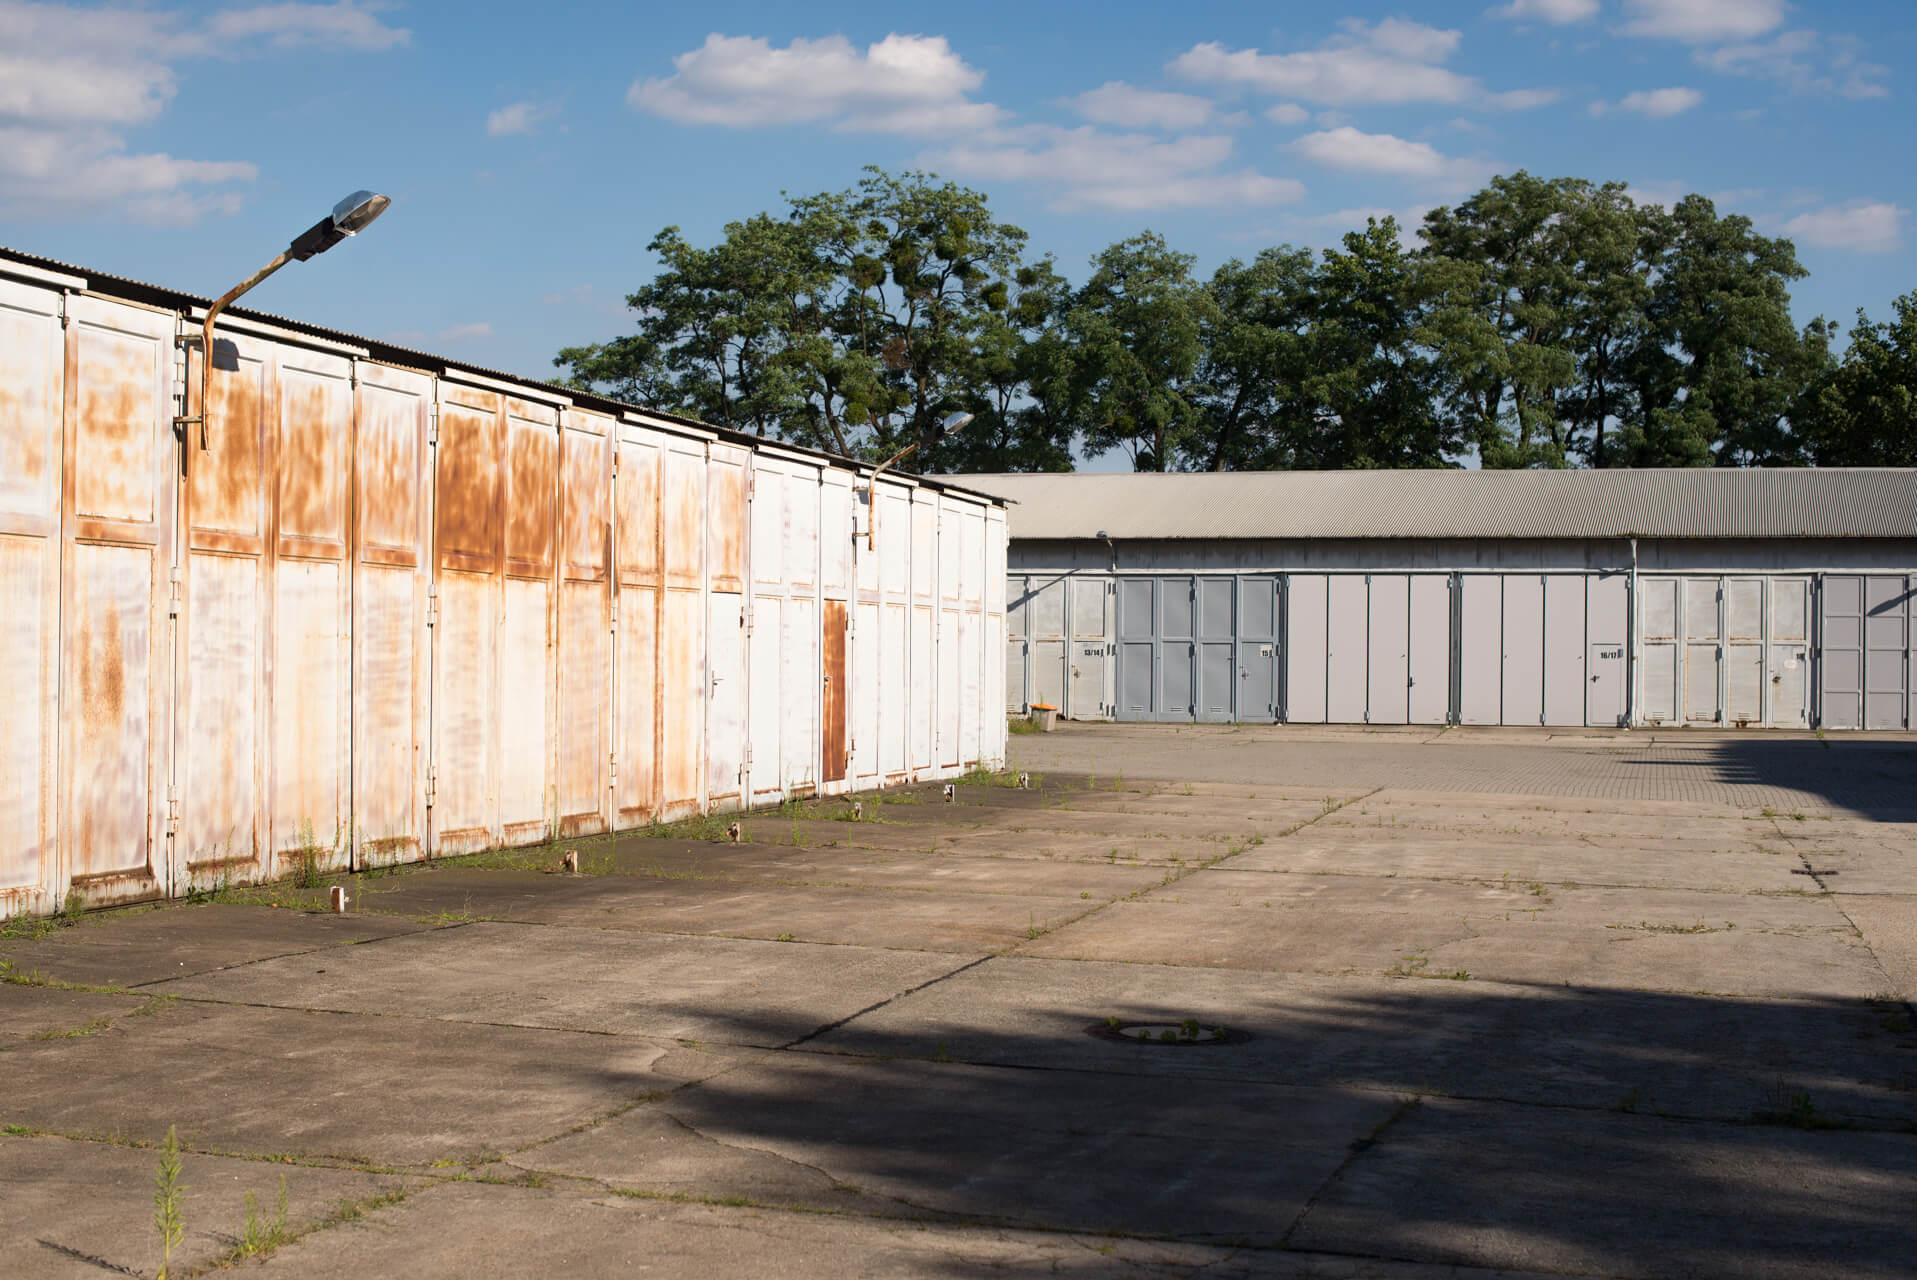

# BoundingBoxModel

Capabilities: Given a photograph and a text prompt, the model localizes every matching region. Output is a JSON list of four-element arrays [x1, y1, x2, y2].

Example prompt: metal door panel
[[353, 364, 431, 867], [819, 477, 851, 597], [1158, 576, 1196, 722], [748, 594, 781, 802], [184, 552, 262, 871], [1029, 577, 1067, 714], [1724, 578, 1764, 727], [1286, 574, 1327, 723], [433, 570, 495, 852], [271, 349, 354, 878], [937, 607, 961, 766], [706, 448, 746, 596], [1458, 576, 1501, 725], [274, 559, 348, 865], [706, 592, 744, 807], [613, 425, 662, 827], [1682, 576, 1721, 725], [1542, 575, 1586, 727], [62, 297, 174, 905], [1640, 577, 1678, 724], [556, 409, 612, 836], [752, 465, 784, 588], [1367, 575, 1408, 724], [1865, 576, 1909, 730], [1407, 575, 1449, 725], [1005, 574, 1027, 714], [499, 577, 554, 840], [0, 281, 63, 917], [783, 595, 819, 793], [1586, 571, 1628, 727], [1116, 577, 1154, 720], [883, 603, 908, 780], [1325, 576, 1367, 724], [960, 609, 982, 764], [659, 588, 704, 819], [1069, 576, 1112, 721], [1767, 577, 1810, 729], [1501, 575, 1544, 726], [1909, 578, 1917, 732], [1195, 576, 1234, 722], [1237, 577, 1280, 724], [182, 336, 271, 887], [1819, 575, 1862, 730], [852, 600, 880, 784], [910, 605, 934, 771]]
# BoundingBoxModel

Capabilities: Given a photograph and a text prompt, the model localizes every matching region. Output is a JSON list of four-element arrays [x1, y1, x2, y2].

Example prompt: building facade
[[967, 471, 1917, 733], [0, 248, 1007, 921]]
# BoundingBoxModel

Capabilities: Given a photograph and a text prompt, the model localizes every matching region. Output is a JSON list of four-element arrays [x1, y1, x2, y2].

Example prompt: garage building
[[967, 469, 1917, 732]]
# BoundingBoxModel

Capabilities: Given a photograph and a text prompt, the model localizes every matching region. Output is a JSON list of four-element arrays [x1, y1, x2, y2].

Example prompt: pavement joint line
[[119, 918, 465, 990], [779, 953, 997, 1051], [1278, 1092, 1424, 1252], [1765, 814, 1917, 1026]]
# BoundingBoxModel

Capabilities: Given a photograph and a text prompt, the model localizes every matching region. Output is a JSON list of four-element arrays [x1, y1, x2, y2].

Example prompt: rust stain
[[664, 448, 703, 588], [191, 347, 263, 536], [435, 403, 499, 563], [822, 599, 847, 782], [616, 441, 660, 584], [562, 422, 608, 579], [505, 421, 556, 571], [278, 367, 346, 541], [357, 380, 419, 552], [709, 457, 745, 592]]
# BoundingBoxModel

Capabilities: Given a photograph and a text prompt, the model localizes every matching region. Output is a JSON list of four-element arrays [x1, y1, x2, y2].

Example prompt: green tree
[[1067, 232, 1218, 471], [1303, 218, 1460, 468], [1188, 246, 1319, 471], [1620, 195, 1813, 465], [1799, 292, 1917, 465]]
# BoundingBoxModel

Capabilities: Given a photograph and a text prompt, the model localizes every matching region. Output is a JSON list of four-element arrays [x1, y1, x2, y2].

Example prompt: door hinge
[[608, 752, 617, 789], [428, 401, 440, 447], [743, 745, 753, 766], [425, 768, 436, 808], [165, 785, 179, 835], [167, 565, 182, 617], [611, 446, 620, 476], [426, 581, 438, 628]]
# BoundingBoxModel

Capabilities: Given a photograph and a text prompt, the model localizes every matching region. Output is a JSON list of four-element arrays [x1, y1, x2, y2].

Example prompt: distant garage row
[[963, 469, 1917, 731]]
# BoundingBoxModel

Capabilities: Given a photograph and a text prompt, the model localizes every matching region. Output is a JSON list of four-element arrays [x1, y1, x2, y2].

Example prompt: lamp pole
[[179, 189, 391, 458], [865, 411, 975, 550]]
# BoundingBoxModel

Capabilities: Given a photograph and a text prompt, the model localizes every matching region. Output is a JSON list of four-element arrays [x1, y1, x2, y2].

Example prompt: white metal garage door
[[1286, 574, 1327, 723]]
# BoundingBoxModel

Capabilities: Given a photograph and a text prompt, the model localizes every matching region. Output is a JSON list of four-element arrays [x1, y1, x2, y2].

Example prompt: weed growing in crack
[[153, 1126, 186, 1280], [239, 1175, 290, 1259]]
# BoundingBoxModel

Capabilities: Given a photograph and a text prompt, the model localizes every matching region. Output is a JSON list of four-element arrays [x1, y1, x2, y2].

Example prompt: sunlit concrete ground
[[4, 725, 1915, 1279]]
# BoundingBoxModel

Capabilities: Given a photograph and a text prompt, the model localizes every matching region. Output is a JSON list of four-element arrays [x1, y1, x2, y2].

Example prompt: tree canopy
[[556, 166, 1914, 472]]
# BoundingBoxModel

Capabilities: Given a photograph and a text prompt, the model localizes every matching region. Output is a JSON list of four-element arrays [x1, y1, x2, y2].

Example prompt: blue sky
[[3, 0, 1912, 411]]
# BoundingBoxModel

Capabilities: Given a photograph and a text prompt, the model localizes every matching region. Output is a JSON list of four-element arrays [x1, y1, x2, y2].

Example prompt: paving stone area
[[2, 725, 1914, 1279]]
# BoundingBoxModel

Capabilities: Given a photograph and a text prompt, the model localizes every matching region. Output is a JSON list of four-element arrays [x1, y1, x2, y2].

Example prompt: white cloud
[[1489, 0, 1599, 23], [1589, 86, 1704, 116], [201, 2, 410, 51], [1265, 102, 1310, 125], [0, 1, 405, 223], [1064, 81, 1216, 130], [486, 100, 555, 137], [438, 322, 494, 343], [1781, 201, 1905, 253], [629, 33, 1002, 134], [1167, 18, 1552, 110], [1289, 126, 1492, 191], [924, 125, 1303, 212], [1488, 88, 1561, 109], [1698, 31, 1888, 99], [1619, 0, 1787, 43]]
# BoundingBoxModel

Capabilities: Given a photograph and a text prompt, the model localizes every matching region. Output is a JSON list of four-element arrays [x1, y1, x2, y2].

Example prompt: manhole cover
[[1085, 1020, 1250, 1046]]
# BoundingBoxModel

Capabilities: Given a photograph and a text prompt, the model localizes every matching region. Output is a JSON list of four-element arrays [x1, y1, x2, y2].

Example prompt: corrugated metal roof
[[0, 244, 1005, 506], [951, 469, 1917, 540]]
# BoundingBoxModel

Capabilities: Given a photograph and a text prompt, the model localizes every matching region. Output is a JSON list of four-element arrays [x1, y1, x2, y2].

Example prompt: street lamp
[[180, 189, 391, 452], [865, 411, 975, 550]]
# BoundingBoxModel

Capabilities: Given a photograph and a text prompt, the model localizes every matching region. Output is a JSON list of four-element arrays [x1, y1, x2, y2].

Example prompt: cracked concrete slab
[[0, 985, 156, 1046], [1, 999, 745, 1166], [810, 956, 1917, 1127], [151, 921, 973, 1044], [0, 904, 426, 988], [1286, 1096, 1917, 1279], [0, 1132, 419, 1280], [522, 1053, 1398, 1243], [243, 1177, 1559, 1279]]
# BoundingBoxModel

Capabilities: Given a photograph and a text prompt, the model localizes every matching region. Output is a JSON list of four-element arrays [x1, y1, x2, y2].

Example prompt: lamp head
[[287, 189, 391, 261]]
